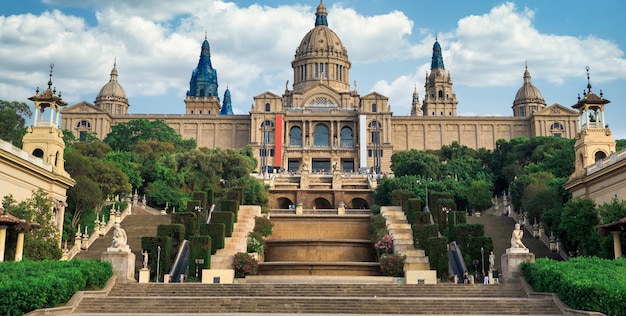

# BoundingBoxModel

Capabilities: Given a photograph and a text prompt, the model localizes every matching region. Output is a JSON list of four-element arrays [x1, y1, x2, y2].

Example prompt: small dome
[[96, 62, 127, 102], [295, 1, 347, 59], [513, 66, 544, 105]]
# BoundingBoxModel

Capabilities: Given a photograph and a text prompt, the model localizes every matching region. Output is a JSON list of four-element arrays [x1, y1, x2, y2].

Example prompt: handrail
[[168, 240, 190, 283], [206, 204, 216, 224]]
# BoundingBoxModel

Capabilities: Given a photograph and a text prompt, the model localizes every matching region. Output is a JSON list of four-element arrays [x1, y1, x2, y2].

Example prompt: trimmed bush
[[220, 200, 239, 222], [426, 236, 449, 279], [413, 223, 438, 249], [522, 257, 626, 316], [141, 236, 173, 281], [0, 260, 112, 316], [170, 213, 196, 240], [190, 236, 212, 278], [199, 223, 226, 254], [192, 191, 208, 209], [211, 211, 235, 237]]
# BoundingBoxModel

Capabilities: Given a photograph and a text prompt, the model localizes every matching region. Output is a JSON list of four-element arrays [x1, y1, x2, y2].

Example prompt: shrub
[[380, 254, 406, 277], [253, 216, 273, 237], [374, 234, 394, 255], [247, 232, 265, 254], [232, 252, 258, 278]]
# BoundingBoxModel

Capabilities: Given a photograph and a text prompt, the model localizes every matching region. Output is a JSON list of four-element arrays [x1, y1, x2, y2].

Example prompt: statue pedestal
[[101, 251, 136, 283], [501, 248, 534, 283], [138, 268, 150, 283]]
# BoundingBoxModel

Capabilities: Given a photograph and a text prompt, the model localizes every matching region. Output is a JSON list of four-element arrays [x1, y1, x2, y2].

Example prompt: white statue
[[489, 251, 495, 270], [142, 251, 149, 269], [108, 222, 130, 252], [510, 223, 527, 249]]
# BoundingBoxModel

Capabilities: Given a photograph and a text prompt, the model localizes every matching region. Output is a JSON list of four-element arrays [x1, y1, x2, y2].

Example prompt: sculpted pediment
[[62, 101, 107, 115], [361, 91, 389, 101], [534, 103, 578, 116], [253, 91, 281, 100]]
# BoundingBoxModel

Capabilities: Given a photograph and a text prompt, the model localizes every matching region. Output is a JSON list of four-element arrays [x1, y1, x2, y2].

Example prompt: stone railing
[[61, 201, 132, 261], [586, 149, 626, 175]]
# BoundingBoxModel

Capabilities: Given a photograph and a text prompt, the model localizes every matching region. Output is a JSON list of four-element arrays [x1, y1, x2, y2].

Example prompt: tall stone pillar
[[0, 225, 7, 262], [15, 232, 25, 262], [612, 231, 622, 258]]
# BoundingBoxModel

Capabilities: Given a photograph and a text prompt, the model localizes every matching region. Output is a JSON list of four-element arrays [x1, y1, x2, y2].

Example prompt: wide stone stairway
[[74, 207, 172, 274], [67, 282, 563, 315]]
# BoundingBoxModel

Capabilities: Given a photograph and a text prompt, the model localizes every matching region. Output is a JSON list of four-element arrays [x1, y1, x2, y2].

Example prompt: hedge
[[170, 213, 196, 240], [189, 236, 212, 279], [218, 201, 239, 223], [0, 259, 112, 316], [141, 235, 173, 281], [199, 223, 226, 254], [522, 257, 626, 316]]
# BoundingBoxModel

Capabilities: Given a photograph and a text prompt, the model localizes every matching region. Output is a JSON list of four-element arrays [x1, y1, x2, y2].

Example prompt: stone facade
[[60, 2, 578, 175]]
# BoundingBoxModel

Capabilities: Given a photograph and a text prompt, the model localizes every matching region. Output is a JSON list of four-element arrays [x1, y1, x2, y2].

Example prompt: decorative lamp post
[[416, 179, 431, 212]]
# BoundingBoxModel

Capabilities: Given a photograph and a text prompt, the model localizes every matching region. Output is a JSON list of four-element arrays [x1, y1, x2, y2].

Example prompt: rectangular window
[[371, 131, 380, 143]]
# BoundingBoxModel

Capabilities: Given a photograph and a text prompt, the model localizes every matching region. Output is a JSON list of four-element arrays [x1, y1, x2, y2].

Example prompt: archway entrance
[[313, 197, 332, 209], [350, 198, 369, 209], [277, 197, 294, 209]]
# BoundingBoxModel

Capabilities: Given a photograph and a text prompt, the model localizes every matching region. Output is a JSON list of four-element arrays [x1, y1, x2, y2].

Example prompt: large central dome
[[291, 1, 351, 92]]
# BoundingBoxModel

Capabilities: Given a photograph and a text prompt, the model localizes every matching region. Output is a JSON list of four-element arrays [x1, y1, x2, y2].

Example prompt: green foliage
[[374, 176, 419, 206], [522, 257, 626, 316], [247, 233, 265, 254], [104, 119, 196, 152], [559, 198, 599, 256], [253, 216, 274, 237], [211, 211, 235, 237], [0, 259, 112, 316], [232, 252, 258, 278], [369, 214, 388, 243], [156, 224, 186, 250], [425, 236, 449, 279], [220, 200, 239, 222], [192, 191, 208, 209], [467, 180, 492, 212], [103, 151, 144, 189], [379, 254, 406, 277], [0, 99, 32, 147], [190, 236, 212, 274], [391, 149, 440, 178], [413, 224, 439, 249], [141, 236, 173, 281], [199, 223, 225, 254], [2, 189, 62, 260], [71, 140, 113, 159]]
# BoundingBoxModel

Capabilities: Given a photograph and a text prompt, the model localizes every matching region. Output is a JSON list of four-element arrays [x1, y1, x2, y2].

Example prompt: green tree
[[467, 180, 492, 212], [2, 189, 62, 260], [390, 149, 440, 178], [104, 119, 196, 152], [0, 100, 32, 147], [104, 151, 144, 190], [559, 198, 599, 256]]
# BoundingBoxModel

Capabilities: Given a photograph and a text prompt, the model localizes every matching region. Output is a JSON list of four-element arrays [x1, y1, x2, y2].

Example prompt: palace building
[[61, 1, 578, 175]]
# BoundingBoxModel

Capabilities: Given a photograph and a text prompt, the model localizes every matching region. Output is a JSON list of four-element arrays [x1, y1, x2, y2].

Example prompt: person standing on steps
[[463, 270, 470, 284]]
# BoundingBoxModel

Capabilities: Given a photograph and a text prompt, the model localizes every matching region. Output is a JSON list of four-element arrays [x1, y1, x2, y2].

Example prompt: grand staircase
[[66, 282, 564, 315], [74, 206, 171, 274]]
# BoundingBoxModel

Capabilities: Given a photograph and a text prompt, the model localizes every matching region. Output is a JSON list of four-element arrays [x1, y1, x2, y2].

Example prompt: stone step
[[398, 249, 426, 257], [73, 296, 562, 314]]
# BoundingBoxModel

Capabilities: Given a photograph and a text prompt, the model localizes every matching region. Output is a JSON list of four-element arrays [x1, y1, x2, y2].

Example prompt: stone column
[[501, 248, 534, 282], [15, 232, 25, 262], [0, 225, 7, 262], [612, 231, 622, 258]]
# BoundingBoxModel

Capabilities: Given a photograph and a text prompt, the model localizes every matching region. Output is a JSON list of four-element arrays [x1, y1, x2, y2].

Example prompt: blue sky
[[2, 0, 626, 138]]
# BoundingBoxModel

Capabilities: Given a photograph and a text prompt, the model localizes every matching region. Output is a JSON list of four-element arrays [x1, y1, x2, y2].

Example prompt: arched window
[[595, 151, 607, 162], [261, 120, 275, 144], [289, 126, 302, 146], [265, 103, 270, 112], [32, 148, 44, 158], [438, 90, 443, 98], [368, 121, 382, 143], [76, 120, 91, 128], [372, 103, 377, 113], [550, 122, 565, 137], [340, 127, 353, 147], [313, 124, 329, 146]]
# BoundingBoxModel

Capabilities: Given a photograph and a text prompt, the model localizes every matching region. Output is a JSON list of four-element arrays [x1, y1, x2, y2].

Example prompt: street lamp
[[481, 247, 485, 278]]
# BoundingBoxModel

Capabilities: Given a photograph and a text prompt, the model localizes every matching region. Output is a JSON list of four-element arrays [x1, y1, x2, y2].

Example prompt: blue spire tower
[[220, 87, 234, 115], [421, 38, 458, 117], [185, 35, 222, 115]]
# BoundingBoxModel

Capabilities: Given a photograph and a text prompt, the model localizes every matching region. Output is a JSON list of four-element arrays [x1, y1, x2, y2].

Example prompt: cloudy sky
[[2, 0, 626, 138]]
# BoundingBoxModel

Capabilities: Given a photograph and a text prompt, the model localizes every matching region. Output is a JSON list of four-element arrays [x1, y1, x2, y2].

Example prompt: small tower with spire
[[185, 35, 221, 115], [220, 86, 234, 115], [23, 64, 71, 178], [410, 84, 422, 116], [570, 66, 615, 178], [422, 39, 458, 117]]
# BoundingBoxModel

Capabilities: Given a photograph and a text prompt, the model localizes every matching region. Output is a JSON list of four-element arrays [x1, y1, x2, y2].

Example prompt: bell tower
[[570, 66, 615, 178], [22, 64, 70, 178]]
